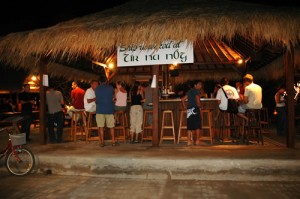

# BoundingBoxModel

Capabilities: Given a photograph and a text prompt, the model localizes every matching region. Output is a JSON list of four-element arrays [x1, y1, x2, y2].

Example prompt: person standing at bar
[[199, 81, 208, 98], [142, 78, 153, 125], [129, 81, 144, 143], [46, 84, 65, 143], [95, 76, 117, 147], [84, 80, 99, 113], [114, 80, 128, 125], [19, 84, 34, 142], [181, 80, 203, 146], [274, 85, 287, 136]]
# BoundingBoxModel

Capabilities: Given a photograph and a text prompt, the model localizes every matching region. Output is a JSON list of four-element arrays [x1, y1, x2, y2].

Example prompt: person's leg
[[237, 105, 248, 121], [99, 127, 104, 146], [277, 107, 287, 136], [186, 107, 193, 146], [106, 114, 117, 145], [195, 129, 201, 145], [110, 128, 116, 145], [135, 106, 143, 143], [47, 114, 56, 143], [187, 130, 192, 146], [24, 116, 33, 141], [130, 106, 136, 143], [130, 132, 135, 144], [135, 132, 139, 142], [114, 106, 120, 125], [67, 106, 75, 119], [276, 107, 282, 135], [21, 119, 26, 133], [56, 111, 65, 143], [96, 114, 105, 146]]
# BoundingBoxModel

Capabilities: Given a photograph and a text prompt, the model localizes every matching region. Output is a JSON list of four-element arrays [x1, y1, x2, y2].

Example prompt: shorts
[[238, 104, 247, 113], [187, 107, 201, 130], [114, 106, 127, 111], [96, 114, 115, 128]]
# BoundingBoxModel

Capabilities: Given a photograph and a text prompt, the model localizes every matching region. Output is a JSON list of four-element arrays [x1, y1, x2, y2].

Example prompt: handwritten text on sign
[[117, 40, 193, 67]]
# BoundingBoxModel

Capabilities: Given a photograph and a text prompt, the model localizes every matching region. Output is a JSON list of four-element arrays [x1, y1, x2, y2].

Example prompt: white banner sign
[[117, 40, 193, 67]]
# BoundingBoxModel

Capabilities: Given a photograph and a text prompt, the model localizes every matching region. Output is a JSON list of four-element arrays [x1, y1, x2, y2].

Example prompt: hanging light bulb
[[31, 75, 37, 81]]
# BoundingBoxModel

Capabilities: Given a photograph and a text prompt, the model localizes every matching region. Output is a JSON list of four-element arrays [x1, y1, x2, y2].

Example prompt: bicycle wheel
[[5, 146, 35, 176]]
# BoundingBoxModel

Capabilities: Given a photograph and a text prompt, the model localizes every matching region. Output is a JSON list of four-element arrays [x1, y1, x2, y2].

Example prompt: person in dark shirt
[[129, 81, 144, 143], [181, 80, 203, 146], [18, 84, 34, 141]]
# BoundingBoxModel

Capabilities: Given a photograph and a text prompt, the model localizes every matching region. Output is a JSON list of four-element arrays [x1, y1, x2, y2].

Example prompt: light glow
[[108, 63, 114, 69], [237, 59, 244, 65], [31, 75, 37, 81]]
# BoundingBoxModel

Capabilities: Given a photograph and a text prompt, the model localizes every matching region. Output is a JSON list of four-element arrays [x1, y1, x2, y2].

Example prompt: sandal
[[187, 141, 193, 146]]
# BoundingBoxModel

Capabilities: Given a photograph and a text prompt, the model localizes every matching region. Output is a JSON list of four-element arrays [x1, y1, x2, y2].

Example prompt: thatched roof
[[0, 0, 299, 81]]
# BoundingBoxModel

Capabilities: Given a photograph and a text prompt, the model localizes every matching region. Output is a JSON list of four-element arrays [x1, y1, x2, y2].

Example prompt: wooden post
[[39, 59, 48, 145], [284, 45, 295, 148], [162, 65, 169, 90], [152, 65, 159, 147]]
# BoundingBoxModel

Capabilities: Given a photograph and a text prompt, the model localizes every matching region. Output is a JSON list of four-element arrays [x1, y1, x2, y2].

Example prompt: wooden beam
[[152, 65, 159, 147], [284, 45, 295, 148]]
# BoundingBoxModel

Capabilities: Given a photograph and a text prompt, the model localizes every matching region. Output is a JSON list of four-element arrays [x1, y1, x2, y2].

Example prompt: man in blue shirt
[[95, 76, 117, 147]]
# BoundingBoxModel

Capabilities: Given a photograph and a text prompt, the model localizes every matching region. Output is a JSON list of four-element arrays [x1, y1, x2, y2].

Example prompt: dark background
[[0, 0, 130, 37], [0, 0, 299, 37]]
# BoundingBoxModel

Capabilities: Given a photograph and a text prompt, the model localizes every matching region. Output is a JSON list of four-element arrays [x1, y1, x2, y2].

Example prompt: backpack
[[221, 88, 238, 114]]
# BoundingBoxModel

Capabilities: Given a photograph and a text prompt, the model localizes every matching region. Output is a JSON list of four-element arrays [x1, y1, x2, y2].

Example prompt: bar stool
[[177, 109, 188, 144], [85, 112, 99, 143], [70, 110, 86, 142], [244, 109, 263, 145], [160, 110, 176, 144], [142, 110, 153, 143], [218, 110, 240, 144], [260, 107, 269, 131], [200, 109, 213, 144], [218, 110, 230, 143], [114, 110, 128, 144]]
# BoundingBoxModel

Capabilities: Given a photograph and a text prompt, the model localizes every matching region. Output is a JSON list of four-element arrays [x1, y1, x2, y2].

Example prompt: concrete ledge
[[35, 154, 300, 181]]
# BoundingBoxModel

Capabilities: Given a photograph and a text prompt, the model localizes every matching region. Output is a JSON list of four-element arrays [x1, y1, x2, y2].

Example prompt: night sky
[[0, 0, 299, 37], [0, 0, 130, 37]]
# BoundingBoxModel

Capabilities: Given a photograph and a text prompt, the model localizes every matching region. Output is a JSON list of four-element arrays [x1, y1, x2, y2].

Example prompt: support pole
[[39, 59, 48, 145], [152, 65, 159, 147], [162, 65, 169, 90]]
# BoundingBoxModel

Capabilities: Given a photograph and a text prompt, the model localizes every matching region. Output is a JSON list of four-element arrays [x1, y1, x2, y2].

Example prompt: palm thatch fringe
[[0, 0, 299, 70], [14, 56, 101, 82]]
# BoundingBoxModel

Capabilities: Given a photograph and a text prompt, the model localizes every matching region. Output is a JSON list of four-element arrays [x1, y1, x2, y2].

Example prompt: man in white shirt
[[238, 74, 262, 113], [84, 80, 99, 113], [216, 77, 240, 111]]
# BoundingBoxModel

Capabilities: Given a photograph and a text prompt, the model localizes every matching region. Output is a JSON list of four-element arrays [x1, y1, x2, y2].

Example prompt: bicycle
[[0, 127, 35, 176]]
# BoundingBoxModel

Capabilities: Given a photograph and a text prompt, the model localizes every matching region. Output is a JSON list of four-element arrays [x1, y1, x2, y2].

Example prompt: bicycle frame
[[0, 139, 23, 162]]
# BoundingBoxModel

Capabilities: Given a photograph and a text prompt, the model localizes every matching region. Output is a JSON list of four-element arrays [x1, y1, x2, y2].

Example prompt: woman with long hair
[[129, 81, 144, 143]]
